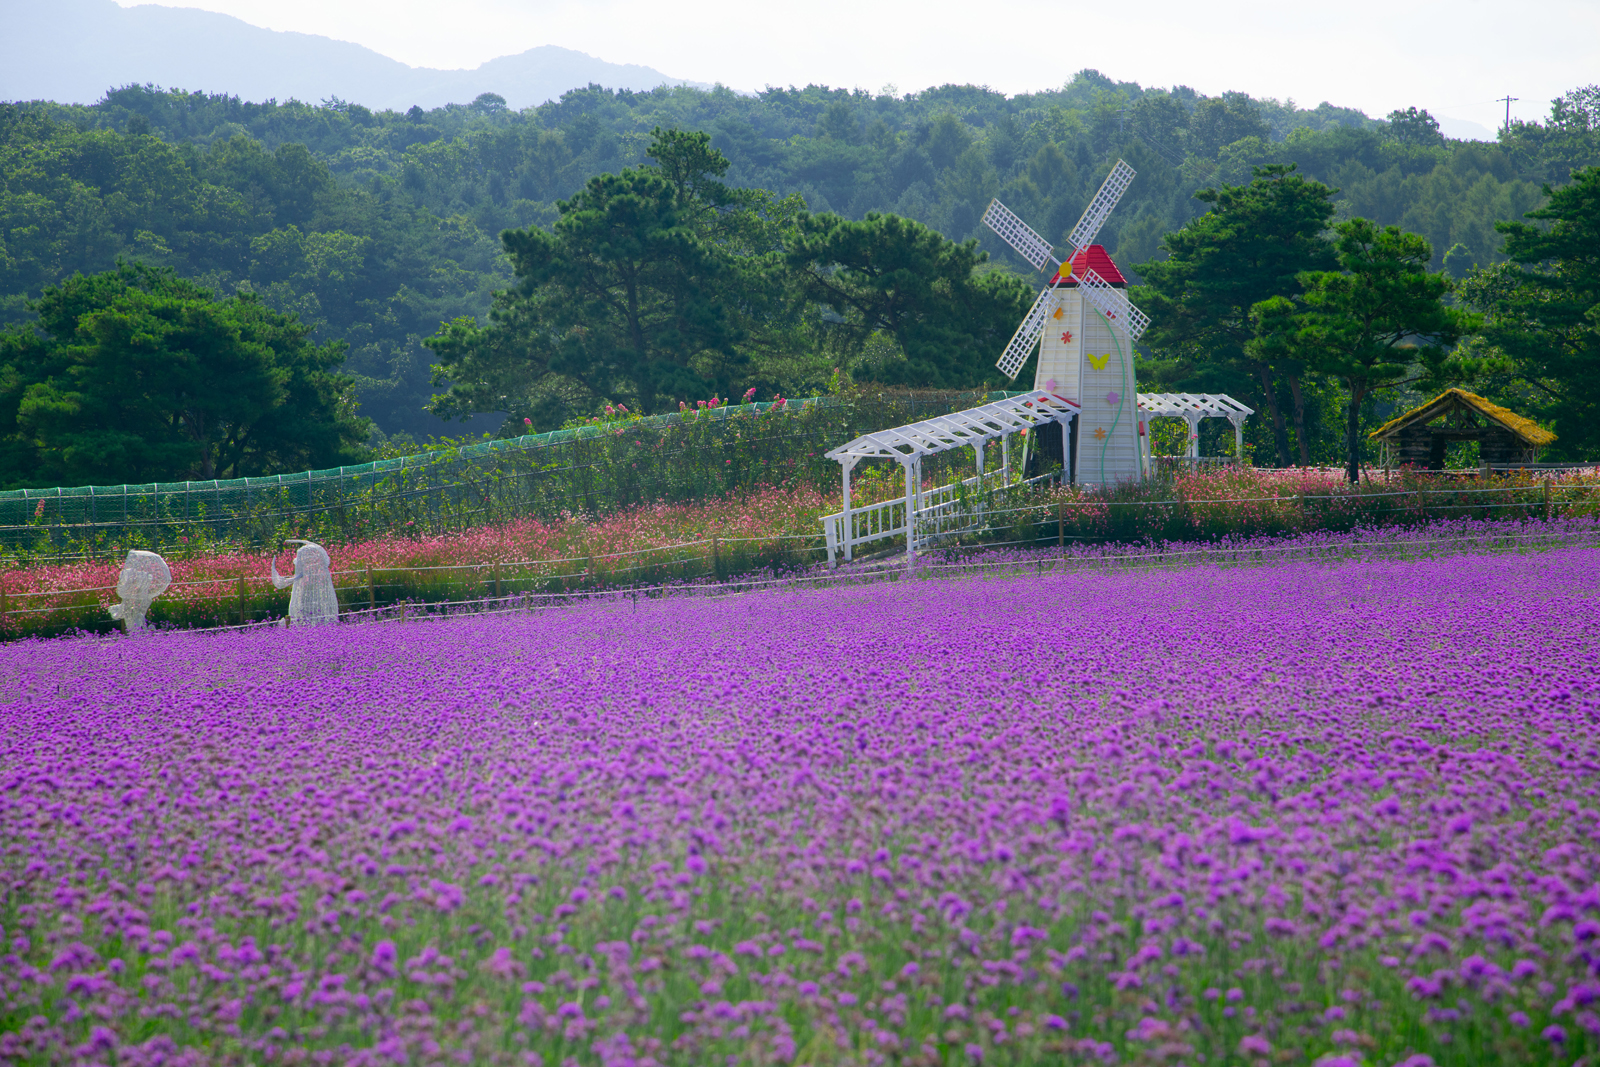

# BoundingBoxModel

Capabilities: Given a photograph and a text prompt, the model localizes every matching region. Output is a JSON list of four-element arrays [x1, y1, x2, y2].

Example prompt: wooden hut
[[1369, 389, 1555, 470]]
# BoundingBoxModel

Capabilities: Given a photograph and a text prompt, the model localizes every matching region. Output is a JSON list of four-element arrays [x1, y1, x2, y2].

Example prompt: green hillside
[[2, 73, 1596, 467]]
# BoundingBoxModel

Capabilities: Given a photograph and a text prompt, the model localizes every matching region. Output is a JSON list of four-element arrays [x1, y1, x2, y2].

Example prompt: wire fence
[[7, 476, 1598, 641], [912, 470, 1600, 555], [0, 389, 1013, 561], [20, 519, 1600, 642]]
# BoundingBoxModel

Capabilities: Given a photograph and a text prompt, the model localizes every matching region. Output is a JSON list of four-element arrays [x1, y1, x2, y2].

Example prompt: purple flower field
[[2, 545, 1598, 1067]]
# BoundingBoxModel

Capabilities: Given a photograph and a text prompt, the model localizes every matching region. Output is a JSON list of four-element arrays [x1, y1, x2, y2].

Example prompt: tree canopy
[[1134, 165, 1337, 465], [1286, 220, 1475, 481], [1458, 166, 1600, 458], [4, 76, 1595, 448], [1, 76, 1597, 480], [426, 129, 1028, 428], [0, 263, 368, 487], [786, 213, 1031, 390]]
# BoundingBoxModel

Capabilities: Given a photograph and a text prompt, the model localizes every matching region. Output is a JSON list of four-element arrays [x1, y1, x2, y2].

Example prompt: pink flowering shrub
[[0, 489, 835, 636]]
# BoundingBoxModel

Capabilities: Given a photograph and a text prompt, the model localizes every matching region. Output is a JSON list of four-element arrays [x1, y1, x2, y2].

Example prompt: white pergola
[[1137, 393, 1254, 461], [824, 391, 1080, 564], [820, 390, 1255, 565]]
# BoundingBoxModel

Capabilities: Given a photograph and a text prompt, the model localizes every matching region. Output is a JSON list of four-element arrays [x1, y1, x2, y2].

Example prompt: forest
[[1, 71, 1597, 483]]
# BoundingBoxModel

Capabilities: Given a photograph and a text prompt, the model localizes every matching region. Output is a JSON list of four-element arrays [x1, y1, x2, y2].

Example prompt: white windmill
[[817, 159, 1254, 566], [983, 160, 1150, 485]]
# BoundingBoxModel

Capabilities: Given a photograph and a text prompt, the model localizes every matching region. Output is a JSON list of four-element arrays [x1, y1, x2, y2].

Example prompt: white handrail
[[822, 470, 1060, 566]]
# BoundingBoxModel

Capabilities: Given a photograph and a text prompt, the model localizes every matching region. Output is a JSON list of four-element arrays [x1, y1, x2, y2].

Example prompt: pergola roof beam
[[825, 392, 1081, 462], [1137, 392, 1256, 421]]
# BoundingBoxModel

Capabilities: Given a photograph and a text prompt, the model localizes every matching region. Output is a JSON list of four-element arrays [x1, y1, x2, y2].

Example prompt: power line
[[1431, 97, 1515, 111], [1123, 126, 1221, 189]]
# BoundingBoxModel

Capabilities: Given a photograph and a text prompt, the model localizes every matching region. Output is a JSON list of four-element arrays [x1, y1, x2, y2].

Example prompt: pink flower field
[[4, 468, 1594, 612], [0, 488, 836, 613]]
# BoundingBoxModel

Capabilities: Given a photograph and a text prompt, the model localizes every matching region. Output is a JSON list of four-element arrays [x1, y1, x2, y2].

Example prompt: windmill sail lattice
[[995, 288, 1056, 379], [1076, 266, 1150, 340], [1068, 160, 1136, 250], [980, 201, 1059, 273]]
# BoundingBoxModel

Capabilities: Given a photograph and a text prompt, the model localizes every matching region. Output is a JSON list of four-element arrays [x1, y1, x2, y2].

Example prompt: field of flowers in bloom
[[0, 488, 834, 636], [0, 487, 833, 594], [3, 466, 1598, 640], [3, 544, 1598, 1066]]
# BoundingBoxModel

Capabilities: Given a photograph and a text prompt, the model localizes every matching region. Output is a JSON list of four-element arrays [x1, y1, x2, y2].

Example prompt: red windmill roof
[[1051, 244, 1126, 287]]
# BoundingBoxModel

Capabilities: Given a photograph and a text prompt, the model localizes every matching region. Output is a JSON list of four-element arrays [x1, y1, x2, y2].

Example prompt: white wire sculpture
[[271, 540, 339, 625], [108, 550, 172, 633]]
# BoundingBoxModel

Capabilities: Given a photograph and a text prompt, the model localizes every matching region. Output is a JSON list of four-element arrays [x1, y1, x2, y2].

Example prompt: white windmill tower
[[983, 160, 1150, 485]]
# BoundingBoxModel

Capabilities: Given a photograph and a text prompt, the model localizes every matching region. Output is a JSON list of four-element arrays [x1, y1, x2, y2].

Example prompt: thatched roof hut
[[1369, 389, 1556, 469]]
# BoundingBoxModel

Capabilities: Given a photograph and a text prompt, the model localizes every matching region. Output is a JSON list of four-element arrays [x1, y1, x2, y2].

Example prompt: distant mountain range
[[0, 0, 708, 110], [1437, 116, 1495, 142]]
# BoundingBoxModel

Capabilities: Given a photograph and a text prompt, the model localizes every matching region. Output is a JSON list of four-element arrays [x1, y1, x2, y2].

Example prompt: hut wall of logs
[[1370, 389, 1556, 471]]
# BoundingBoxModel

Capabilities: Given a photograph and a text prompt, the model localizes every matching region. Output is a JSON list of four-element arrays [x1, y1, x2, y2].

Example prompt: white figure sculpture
[[108, 550, 171, 633], [270, 540, 339, 625]]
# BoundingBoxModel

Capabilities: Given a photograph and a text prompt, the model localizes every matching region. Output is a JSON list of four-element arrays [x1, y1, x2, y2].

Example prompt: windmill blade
[[995, 287, 1053, 380], [1077, 265, 1151, 341], [982, 199, 1060, 274], [1066, 160, 1137, 252]]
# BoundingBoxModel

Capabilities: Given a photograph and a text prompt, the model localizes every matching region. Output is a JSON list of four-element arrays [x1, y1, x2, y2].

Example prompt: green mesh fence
[[0, 391, 1017, 559]]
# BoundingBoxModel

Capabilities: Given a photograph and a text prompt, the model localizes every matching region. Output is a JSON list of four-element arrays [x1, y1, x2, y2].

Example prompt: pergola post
[[1001, 433, 1010, 484], [903, 458, 917, 564], [841, 457, 860, 562], [1187, 414, 1202, 460], [1231, 417, 1245, 465], [1063, 415, 1075, 486], [974, 440, 986, 520]]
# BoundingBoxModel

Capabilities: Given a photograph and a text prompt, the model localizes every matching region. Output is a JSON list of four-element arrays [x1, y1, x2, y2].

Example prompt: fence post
[[236, 576, 246, 626], [1058, 503, 1064, 550], [493, 563, 502, 600], [711, 537, 720, 579], [366, 565, 376, 613]]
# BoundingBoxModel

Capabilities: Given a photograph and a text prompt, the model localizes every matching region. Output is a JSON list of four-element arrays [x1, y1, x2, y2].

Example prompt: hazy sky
[[114, 0, 1596, 135]]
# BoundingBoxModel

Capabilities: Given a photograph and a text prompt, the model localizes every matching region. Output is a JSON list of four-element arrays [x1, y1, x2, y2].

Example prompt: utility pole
[[1497, 94, 1519, 134]]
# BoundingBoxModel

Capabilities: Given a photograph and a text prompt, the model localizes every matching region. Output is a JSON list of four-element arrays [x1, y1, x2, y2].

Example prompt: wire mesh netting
[[4, 499, 1597, 642], [0, 391, 1017, 559]]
